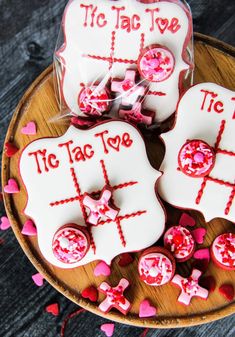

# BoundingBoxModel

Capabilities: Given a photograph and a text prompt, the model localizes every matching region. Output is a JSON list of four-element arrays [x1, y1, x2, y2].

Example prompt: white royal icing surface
[[56, 0, 192, 123], [19, 121, 165, 268], [159, 83, 235, 223]]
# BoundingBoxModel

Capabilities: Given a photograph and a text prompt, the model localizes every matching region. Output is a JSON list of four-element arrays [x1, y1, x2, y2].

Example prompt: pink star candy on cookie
[[83, 187, 119, 226], [172, 269, 209, 305], [111, 69, 145, 106], [98, 278, 131, 315]]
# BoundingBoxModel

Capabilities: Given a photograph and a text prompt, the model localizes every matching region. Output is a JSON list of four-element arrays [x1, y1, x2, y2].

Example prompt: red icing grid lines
[[195, 120, 235, 215], [50, 160, 146, 252], [83, 30, 166, 97]]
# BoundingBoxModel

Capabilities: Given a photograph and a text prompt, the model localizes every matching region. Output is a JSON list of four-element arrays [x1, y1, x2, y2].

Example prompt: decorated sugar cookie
[[159, 83, 235, 222], [56, 0, 192, 123], [19, 120, 165, 268]]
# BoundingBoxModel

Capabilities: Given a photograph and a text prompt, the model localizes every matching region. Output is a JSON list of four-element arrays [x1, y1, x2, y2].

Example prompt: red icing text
[[28, 149, 60, 174], [27, 129, 134, 175], [79, 3, 181, 34], [58, 141, 94, 164], [95, 130, 133, 154]]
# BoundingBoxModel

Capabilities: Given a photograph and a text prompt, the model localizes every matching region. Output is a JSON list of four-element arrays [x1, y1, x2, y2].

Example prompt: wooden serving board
[[2, 33, 235, 328]]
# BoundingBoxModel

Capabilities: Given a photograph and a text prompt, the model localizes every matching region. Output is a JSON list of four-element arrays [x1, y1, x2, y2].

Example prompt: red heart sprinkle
[[191, 228, 207, 244], [192, 259, 209, 273], [118, 253, 134, 267], [200, 275, 216, 292], [0, 192, 3, 202], [5, 142, 19, 157], [179, 213, 196, 227], [45, 303, 60, 316], [219, 284, 234, 302], [81, 286, 98, 302]]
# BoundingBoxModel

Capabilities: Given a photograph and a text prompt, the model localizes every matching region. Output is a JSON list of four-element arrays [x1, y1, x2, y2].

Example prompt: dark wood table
[[0, 1, 234, 336]]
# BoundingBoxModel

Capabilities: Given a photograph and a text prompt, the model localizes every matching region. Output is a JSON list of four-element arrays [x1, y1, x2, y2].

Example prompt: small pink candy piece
[[194, 248, 210, 261], [98, 278, 131, 315], [119, 102, 154, 126], [172, 269, 209, 305], [179, 213, 196, 227], [21, 121, 37, 135], [32, 273, 44, 287], [0, 216, 11, 230], [83, 187, 119, 226], [21, 220, 37, 236], [111, 69, 145, 106], [4, 178, 20, 194], [94, 261, 111, 277], [139, 299, 157, 318], [100, 324, 115, 337], [191, 228, 207, 244]]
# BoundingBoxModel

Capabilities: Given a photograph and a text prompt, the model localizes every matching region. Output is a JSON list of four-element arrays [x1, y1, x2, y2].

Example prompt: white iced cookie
[[56, 0, 192, 123], [19, 121, 165, 268], [159, 83, 235, 223]]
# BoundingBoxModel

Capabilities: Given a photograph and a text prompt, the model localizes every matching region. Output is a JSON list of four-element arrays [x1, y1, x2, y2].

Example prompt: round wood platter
[[2, 33, 235, 328]]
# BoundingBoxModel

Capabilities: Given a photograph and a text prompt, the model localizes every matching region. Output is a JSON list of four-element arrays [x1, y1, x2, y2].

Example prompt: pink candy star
[[98, 278, 131, 315], [83, 187, 119, 225], [119, 102, 154, 126], [172, 269, 208, 305], [111, 69, 145, 106]]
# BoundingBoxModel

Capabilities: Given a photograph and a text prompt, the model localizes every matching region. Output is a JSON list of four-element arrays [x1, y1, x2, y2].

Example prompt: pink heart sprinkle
[[139, 299, 157, 318], [94, 261, 111, 277], [4, 179, 20, 194], [100, 323, 115, 337], [0, 216, 11, 230], [191, 228, 207, 244], [179, 213, 196, 227], [32, 273, 44, 287], [194, 248, 210, 261], [21, 220, 37, 236], [21, 121, 37, 135]]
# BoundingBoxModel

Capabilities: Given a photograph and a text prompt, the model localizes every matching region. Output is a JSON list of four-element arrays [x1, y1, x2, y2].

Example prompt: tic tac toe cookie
[[164, 226, 195, 262], [19, 120, 165, 268], [172, 269, 209, 306], [56, 0, 193, 123], [211, 233, 235, 271], [159, 83, 235, 222], [138, 247, 176, 286]]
